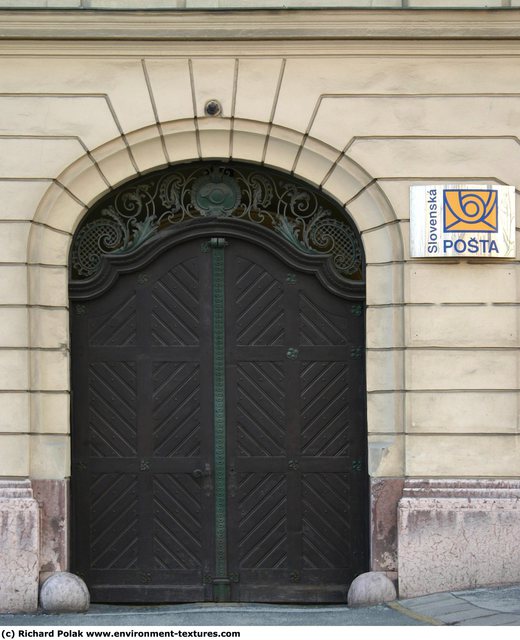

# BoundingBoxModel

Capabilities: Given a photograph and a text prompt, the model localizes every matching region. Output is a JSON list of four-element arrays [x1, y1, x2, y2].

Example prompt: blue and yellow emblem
[[443, 189, 498, 233]]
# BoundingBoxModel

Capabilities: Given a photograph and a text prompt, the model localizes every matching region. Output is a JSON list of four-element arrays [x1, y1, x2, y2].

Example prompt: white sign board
[[410, 184, 515, 258]]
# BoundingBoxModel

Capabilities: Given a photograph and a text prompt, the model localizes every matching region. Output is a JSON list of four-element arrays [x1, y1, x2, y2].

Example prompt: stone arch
[[27, 117, 405, 487]]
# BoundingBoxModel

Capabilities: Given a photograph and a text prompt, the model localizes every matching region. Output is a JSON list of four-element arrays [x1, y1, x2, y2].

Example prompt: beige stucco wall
[[0, 9, 519, 484]]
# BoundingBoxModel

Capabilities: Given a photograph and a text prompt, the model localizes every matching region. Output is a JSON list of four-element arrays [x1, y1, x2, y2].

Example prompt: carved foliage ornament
[[71, 163, 363, 281]]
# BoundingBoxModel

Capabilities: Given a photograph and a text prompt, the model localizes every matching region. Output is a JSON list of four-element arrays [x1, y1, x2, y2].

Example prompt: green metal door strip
[[210, 236, 230, 601]]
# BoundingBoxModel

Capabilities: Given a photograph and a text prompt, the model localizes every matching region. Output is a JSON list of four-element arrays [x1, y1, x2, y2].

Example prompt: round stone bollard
[[40, 572, 90, 613], [347, 571, 397, 607]]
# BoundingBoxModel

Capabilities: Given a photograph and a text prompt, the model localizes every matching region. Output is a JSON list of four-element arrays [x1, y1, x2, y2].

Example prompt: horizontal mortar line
[[0, 432, 68, 437], [0, 346, 70, 352], [400, 432, 520, 437], [0, 389, 69, 394], [315, 92, 520, 99], [377, 175, 509, 182], [0, 220, 71, 236], [0, 92, 113, 98], [1, 262, 68, 268], [405, 258, 518, 265], [368, 433, 407, 438], [365, 260, 415, 266], [367, 303, 422, 308], [0, 133, 90, 150], [368, 302, 506, 308], [403, 476, 520, 481], [368, 388, 520, 394], [0, 304, 68, 310], [438, 302, 519, 307], [367, 346, 520, 351], [360, 219, 402, 233], [372, 302, 520, 308], [0, 262, 67, 270], [31, 220, 72, 236], [347, 134, 520, 144]]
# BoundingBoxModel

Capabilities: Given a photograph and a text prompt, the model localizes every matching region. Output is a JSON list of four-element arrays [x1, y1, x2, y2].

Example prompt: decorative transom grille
[[70, 162, 364, 281]]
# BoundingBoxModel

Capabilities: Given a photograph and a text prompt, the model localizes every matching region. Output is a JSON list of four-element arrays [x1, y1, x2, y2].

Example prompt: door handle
[[192, 463, 213, 496]]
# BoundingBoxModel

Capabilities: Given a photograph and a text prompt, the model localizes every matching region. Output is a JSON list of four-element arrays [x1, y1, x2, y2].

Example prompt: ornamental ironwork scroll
[[71, 163, 363, 281]]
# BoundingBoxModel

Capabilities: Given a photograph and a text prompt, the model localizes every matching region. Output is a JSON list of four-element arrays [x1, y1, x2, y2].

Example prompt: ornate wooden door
[[71, 231, 366, 603], [224, 239, 366, 602]]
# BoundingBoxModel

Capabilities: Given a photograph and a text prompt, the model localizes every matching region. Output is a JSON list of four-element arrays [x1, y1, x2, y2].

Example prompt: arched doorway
[[69, 162, 367, 603]]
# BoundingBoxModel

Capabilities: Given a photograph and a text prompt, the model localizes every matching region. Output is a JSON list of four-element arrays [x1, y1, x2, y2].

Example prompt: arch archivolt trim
[[27, 117, 405, 477]]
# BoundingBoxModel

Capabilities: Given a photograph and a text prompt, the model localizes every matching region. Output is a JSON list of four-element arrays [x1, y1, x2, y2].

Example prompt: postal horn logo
[[443, 189, 498, 233]]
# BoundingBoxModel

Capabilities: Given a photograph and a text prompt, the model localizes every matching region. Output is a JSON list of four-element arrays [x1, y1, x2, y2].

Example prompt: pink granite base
[[398, 480, 520, 598], [370, 478, 404, 573], [0, 480, 40, 613], [32, 479, 69, 581]]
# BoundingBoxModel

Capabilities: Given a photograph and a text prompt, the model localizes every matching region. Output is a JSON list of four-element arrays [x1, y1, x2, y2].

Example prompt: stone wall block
[[0, 480, 40, 613], [28, 266, 68, 308], [366, 263, 404, 307], [406, 391, 519, 434], [398, 480, 520, 598], [263, 126, 304, 172], [368, 434, 404, 477], [0, 435, 29, 476], [191, 58, 236, 119], [90, 137, 136, 189], [321, 156, 372, 208], [198, 120, 232, 160], [126, 124, 169, 174], [367, 391, 404, 435], [232, 126, 269, 164], [0, 180, 50, 221], [234, 58, 284, 123], [144, 59, 193, 123], [405, 263, 517, 304], [293, 138, 338, 188]]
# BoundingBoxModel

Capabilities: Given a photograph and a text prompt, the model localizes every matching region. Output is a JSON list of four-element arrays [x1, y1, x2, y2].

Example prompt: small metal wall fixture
[[205, 100, 222, 116]]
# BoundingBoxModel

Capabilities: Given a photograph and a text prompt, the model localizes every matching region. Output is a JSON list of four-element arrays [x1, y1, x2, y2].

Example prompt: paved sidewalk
[[0, 603, 426, 627], [394, 584, 520, 626]]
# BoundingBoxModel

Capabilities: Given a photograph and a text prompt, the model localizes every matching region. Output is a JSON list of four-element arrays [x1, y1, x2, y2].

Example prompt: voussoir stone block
[[40, 572, 90, 613], [347, 571, 397, 606]]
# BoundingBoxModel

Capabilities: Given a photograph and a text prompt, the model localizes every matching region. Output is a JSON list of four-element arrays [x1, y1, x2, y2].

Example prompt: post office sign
[[410, 184, 515, 258]]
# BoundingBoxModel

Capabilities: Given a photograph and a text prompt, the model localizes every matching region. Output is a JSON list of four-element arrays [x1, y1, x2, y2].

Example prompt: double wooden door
[[70, 234, 367, 603]]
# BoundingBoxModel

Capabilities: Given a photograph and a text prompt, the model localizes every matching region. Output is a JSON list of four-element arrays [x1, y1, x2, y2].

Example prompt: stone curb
[[388, 601, 444, 626]]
